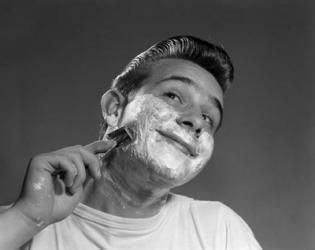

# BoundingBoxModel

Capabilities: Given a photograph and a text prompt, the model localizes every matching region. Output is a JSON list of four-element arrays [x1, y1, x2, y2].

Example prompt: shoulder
[[170, 194, 262, 249], [194, 200, 262, 249], [168, 193, 224, 217], [215, 202, 262, 249], [0, 204, 13, 213]]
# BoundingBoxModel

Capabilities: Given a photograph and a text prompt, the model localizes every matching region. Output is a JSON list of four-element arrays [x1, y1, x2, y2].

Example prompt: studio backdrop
[[0, 1, 314, 249]]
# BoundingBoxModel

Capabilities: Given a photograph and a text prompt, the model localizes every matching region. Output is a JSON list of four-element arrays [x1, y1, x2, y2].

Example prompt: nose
[[176, 111, 203, 138]]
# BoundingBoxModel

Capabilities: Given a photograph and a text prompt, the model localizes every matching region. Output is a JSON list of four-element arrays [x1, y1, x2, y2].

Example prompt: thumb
[[84, 140, 116, 154]]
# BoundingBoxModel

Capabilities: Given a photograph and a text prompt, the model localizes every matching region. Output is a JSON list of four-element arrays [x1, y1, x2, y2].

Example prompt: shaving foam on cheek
[[118, 94, 215, 185]]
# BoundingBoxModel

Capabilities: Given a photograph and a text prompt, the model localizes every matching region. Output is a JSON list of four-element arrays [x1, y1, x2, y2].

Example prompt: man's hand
[[13, 140, 116, 228]]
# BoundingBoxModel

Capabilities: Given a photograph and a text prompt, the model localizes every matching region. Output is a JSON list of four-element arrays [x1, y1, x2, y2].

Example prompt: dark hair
[[111, 35, 234, 97], [100, 35, 234, 138]]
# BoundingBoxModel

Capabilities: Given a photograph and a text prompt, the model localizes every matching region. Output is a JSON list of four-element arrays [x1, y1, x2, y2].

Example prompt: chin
[[147, 151, 208, 188], [149, 162, 206, 188], [148, 137, 205, 181], [120, 130, 211, 188]]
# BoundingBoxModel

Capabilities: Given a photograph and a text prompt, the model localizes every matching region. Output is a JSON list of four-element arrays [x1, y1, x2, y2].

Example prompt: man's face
[[114, 58, 224, 187]]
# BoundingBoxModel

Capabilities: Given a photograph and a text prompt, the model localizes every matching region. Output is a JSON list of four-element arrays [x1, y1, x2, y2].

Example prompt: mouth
[[156, 130, 198, 158]]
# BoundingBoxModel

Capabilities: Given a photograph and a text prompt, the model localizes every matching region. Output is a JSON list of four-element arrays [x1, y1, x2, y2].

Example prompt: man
[[0, 35, 262, 249]]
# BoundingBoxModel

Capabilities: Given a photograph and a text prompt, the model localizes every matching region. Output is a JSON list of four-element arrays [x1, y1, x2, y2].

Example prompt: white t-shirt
[[11, 194, 262, 250]]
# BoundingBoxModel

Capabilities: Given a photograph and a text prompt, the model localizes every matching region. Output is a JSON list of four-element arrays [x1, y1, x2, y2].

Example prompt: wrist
[[0, 204, 47, 249], [12, 201, 49, 231]]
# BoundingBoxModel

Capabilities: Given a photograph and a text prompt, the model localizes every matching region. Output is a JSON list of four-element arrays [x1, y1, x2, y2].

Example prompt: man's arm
[[0, 140, 115, 250], [0, 205, 45, 250]]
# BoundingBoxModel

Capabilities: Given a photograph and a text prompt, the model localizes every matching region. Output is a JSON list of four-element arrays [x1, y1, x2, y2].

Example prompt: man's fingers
[[67, 154, 86, 194], [84, 140, 116, 154], [78, 148, 102, 180], [45, 155, 78, 188], [41, 141, 116, 194]]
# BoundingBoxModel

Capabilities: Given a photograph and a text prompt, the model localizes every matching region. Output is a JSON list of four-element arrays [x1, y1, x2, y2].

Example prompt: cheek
[[119, 95, 177, 157], [123, 95, 179, 141], [186, 133, 214, 172], [197, 132, 214, 157], [120, 96, 146, 124], [119, 94, 176, 132]]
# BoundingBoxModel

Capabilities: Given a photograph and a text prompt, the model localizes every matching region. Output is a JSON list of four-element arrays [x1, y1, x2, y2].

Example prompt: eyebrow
[[157, 75, 224, 131]]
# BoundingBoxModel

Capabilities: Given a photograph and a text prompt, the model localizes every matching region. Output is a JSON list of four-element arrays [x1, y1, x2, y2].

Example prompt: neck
[[82, 152, 171, 218]]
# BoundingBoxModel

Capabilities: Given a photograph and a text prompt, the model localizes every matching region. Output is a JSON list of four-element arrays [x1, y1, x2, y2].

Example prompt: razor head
[[106, 125, 136, 148]]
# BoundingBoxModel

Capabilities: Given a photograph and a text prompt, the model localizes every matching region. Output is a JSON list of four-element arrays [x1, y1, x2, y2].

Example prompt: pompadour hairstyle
[[111, 35, 234, 97], [100, 35, 234, 138]]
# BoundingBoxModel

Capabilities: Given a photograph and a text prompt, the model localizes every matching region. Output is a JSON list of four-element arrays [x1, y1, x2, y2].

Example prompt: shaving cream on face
[[116, 94, 214, 186]]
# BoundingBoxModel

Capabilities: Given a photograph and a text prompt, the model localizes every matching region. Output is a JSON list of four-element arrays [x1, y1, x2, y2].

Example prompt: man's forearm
[[0, 206, 45, 250]]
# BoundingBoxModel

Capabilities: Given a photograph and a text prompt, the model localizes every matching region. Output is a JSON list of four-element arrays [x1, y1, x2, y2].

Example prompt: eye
[[163, 92, 182, 103], [202, 114, 214, 128]]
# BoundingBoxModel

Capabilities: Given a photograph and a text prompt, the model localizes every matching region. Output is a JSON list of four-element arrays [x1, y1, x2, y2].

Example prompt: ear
[[100, 89, 126, 127]]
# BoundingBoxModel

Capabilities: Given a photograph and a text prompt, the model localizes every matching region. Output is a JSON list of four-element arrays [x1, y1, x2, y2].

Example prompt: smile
[[156, 130, 198, 157]]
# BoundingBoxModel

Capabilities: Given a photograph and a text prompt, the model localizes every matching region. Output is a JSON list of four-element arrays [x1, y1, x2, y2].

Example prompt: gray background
[[0, 1, 314, 249]]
